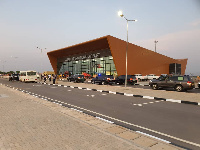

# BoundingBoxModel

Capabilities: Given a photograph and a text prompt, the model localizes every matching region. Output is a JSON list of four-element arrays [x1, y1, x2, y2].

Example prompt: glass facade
[[57, 49, 117, 76]]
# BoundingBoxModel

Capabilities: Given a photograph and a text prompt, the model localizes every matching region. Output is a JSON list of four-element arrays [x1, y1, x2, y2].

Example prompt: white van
[[19, 70, 38, 83]]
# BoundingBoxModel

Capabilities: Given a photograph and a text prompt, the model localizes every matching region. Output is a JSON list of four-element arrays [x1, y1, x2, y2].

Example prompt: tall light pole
[[118, 10, 137, 87], [0, 60, 6, 74], [11, 56, 18, 73], [37, 47, 47, 74], [154, 40, 158, 52]]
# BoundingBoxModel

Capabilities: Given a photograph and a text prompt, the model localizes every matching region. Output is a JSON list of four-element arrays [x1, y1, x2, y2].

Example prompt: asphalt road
[[1, 78, 200, 150]]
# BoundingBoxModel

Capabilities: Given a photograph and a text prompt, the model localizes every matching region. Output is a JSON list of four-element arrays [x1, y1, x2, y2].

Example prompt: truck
[[146, 74, 160, 80], [134, 74, 148, 81]]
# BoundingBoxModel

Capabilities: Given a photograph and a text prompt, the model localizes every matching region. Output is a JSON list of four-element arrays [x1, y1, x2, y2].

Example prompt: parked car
[[115, 75, 137, 85], [67, 74, 86, 83], [82, 73, 91, 79], [134, 74, 148, 81], [91, 73, 114, 85], [146, 74, 160, 80], [149, 75, 195, 92], [9, 74, 19, 81]]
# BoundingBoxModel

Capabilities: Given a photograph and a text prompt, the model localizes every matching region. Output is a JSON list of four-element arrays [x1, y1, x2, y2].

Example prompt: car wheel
[[91, 80, 95, 84], [102, 81, 105, 85], [152, 84, 158, 90], [175, 85, 183, 92]]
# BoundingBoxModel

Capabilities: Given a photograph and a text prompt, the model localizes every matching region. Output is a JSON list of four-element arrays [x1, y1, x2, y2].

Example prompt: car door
[[166, 76, 177, 88]]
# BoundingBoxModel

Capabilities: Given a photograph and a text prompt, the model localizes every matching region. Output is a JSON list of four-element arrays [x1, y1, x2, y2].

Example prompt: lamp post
[[0, 60, 6, 74], [37, 47, 47, 73], [118, 10, 137, 87], [154, 40, 158, 52], [11, 56, 18, 73]]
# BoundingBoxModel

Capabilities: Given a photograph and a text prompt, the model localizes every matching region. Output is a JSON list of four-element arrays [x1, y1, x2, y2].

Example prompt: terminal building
[[47, 35, 187, 76]]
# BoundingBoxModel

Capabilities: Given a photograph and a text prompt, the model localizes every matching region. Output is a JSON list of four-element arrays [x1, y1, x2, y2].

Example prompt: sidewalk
[[0, 84, 182, 150]]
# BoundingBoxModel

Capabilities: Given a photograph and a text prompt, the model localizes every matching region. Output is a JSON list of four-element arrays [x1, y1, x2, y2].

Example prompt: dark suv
[[68, 75, 85, 83], [91, 73, 114, 85], [115, 75, 137, 85], [9, 74, 19, 81], [149, 75, 195, 92]]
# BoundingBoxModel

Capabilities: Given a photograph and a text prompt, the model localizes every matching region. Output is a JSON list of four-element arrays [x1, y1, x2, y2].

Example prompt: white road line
[[96, 116, 114, 124], [166, 99, 181, 103], [109, 91, 116, 94], [138, 104, 142, 107], [124, 93, 133, 96], [143, 103, 148, 104], [149, 102, 154, 104], [143, 96, 154, 99], [136, 131, 171, 143]]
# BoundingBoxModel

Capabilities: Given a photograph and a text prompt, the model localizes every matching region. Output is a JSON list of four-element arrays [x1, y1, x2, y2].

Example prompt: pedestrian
[[44, 74, 46, 82], [48, 74, 51, 82], [53, 74, 56, 84]]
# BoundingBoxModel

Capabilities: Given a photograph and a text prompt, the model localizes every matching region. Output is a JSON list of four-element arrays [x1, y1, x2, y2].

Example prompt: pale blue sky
[[0, 0, 200, 75]]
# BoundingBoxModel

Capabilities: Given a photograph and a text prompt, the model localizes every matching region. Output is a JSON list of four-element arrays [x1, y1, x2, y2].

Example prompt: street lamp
[[0, 60, 6, 74], [154, 40, 158, 52], [37, 47, 47, 73], [118, 10, 137, 87], [11, 56, 18, 73]]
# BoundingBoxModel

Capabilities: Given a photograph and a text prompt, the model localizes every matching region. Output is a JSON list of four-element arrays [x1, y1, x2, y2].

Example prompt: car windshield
[[27, 72, 36, 76]]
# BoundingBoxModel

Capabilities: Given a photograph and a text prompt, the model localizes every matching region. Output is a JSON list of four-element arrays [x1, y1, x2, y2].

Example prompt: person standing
[[48, 74, 51, 82], [44, 74, 46, 82], [53, 74, 56, 84]]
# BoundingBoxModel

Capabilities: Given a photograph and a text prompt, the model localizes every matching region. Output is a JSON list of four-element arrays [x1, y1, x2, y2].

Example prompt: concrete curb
[[40, 82, 200, 107]]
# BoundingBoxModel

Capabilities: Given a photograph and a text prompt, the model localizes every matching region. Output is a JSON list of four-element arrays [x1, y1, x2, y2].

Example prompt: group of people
[[41, 74, 57, 84]]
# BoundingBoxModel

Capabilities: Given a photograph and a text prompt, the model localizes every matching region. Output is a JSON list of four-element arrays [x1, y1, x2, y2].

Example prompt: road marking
[[136, 131, 170, 143], [68, 90, 71, 91], [124, 93, 133, 96], [96, 116, 114, 124], [166, 99, 181, 103], [102, 94, 107, 95], [143, 96, 154, 99], [109, 91, 116, 94]]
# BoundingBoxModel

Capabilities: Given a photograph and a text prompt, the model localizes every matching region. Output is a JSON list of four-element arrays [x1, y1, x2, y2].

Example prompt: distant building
[[47, 35, 187, 76], [43, 71, 55, 75]]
